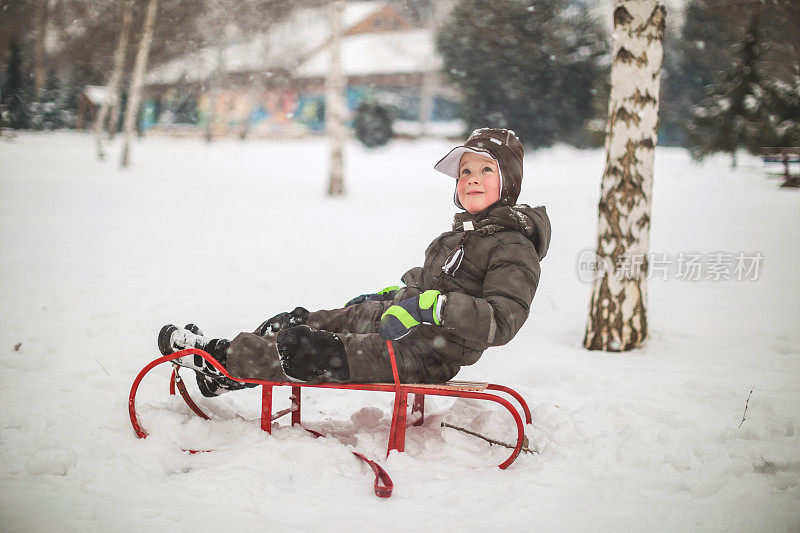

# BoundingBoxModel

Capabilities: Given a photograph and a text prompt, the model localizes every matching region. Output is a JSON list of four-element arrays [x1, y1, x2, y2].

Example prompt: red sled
[[128, 340, 533, 497]]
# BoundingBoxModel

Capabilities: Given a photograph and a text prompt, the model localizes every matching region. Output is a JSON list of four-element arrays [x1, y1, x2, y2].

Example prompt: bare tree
[[583, 0, 666, 352], [94, 0, 133, 159], [200, 0, 230, 143], [417, 1, 448, 136], [120, 0, 159, 168], [106, 1, 135, 142], [32, 0, 49, 97], [326, 0, 346, 196], [189, 0, 290, 142]]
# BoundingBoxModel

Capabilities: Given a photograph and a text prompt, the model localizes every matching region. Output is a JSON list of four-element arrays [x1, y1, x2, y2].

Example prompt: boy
[[159, 128, 551, 396]]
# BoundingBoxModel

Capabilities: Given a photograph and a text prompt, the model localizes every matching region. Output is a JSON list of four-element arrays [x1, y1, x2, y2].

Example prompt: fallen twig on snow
[[441, 421, 538, 454], [95, 358, 110, 376], [738, 386, 755, 429]]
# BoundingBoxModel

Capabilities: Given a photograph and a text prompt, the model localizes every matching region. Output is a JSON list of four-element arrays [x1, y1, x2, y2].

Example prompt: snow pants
[[226, 300, 461, 384]]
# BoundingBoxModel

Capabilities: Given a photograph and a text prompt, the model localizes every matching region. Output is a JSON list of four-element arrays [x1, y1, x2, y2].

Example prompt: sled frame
[[128, 341, 532, 469]]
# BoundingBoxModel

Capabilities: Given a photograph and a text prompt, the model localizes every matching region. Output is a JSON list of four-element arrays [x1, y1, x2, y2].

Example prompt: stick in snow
[[738, 386, 755, 429], [441, 422, 538, 454], [95, 358, 110, 376]]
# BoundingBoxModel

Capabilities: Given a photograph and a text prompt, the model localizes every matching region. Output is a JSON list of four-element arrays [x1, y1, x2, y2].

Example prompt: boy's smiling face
[[457, 152, 502, 214]]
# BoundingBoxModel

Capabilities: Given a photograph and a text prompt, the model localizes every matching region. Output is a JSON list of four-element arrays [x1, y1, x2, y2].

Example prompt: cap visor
[[433, 146, 496, 179]]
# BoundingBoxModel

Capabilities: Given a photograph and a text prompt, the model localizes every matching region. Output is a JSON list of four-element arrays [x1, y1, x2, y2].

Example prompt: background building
[[143, 1, 460, 139]]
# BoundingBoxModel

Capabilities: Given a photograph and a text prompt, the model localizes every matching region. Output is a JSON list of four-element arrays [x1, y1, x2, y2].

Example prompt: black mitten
[[344, 285, 400, 307], [256, 307, 310, 337], [276, 325, 350, 382]]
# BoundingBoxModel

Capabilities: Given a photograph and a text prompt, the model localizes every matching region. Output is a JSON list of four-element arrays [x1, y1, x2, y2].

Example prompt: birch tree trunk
[[418, 2, 447, 137], [326, 0, 346, 196], [203, 25, 227, 143], [32, 0, 49, 98], [120, 0, 159, 168], [107, 0, 135, 142], [418, 71, 434, 137], [95, 0, 133, 160], [583, 0, 665, 352]]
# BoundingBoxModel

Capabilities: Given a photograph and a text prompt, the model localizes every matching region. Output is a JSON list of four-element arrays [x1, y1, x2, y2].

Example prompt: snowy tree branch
[[738, 386, 755, 429]]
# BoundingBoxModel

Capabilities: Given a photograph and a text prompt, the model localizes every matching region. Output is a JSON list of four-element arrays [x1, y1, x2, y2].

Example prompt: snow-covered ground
[[1, 131, 798, 532]]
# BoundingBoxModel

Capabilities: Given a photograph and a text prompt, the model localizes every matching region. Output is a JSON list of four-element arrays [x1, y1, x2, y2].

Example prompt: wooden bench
[[128, 341, 532, 471], [761, 147, 800, 187]]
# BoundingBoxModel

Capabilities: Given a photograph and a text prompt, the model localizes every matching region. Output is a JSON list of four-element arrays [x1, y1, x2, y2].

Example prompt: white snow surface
[[0, 132, 798, 532]]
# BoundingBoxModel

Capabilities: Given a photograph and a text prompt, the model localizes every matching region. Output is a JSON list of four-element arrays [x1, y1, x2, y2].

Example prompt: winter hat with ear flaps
[[434, 128, 524, 210]]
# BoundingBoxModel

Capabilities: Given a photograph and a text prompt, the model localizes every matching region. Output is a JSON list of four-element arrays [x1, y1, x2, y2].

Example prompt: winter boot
[[187, 337, 258, 397], [158, 324, 209, 355], [159, 324, 245, 377], [158, 324, 256, 397], [189, 337, 246, 396], [256, 307, 310, 337], [276, 325, 350, 383], [185, 323, 203, 335]]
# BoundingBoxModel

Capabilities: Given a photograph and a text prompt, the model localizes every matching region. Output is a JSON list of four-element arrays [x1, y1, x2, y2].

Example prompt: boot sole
[[158, 324, 178, 356], [185, 323, 203, 336]]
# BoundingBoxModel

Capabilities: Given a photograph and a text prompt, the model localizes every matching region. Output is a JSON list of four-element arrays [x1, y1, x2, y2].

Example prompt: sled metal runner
[[128, 340, 532, 493]]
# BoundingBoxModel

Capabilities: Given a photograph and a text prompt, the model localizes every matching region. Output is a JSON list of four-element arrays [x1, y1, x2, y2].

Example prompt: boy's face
[[457, 152, 501, 214]]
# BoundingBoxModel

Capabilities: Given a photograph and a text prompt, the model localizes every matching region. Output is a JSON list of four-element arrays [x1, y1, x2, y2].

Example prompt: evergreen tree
[[757, 76, 800, 149], [660, 0, 736, 146], [687, 10, 763, 164], [28, 71, 78, 130], [750, 0, 800, 151], [666, 0, 799, 150], [1, 39, 30, 129], [756, 75, 800, 185], [436, 0, 607, 148], [758, 0, 800, 86]]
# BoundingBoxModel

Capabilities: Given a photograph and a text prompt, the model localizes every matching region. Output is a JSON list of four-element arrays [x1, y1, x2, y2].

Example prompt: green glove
[[379, 290, 445, 340], [344, 285, 401, 307]]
